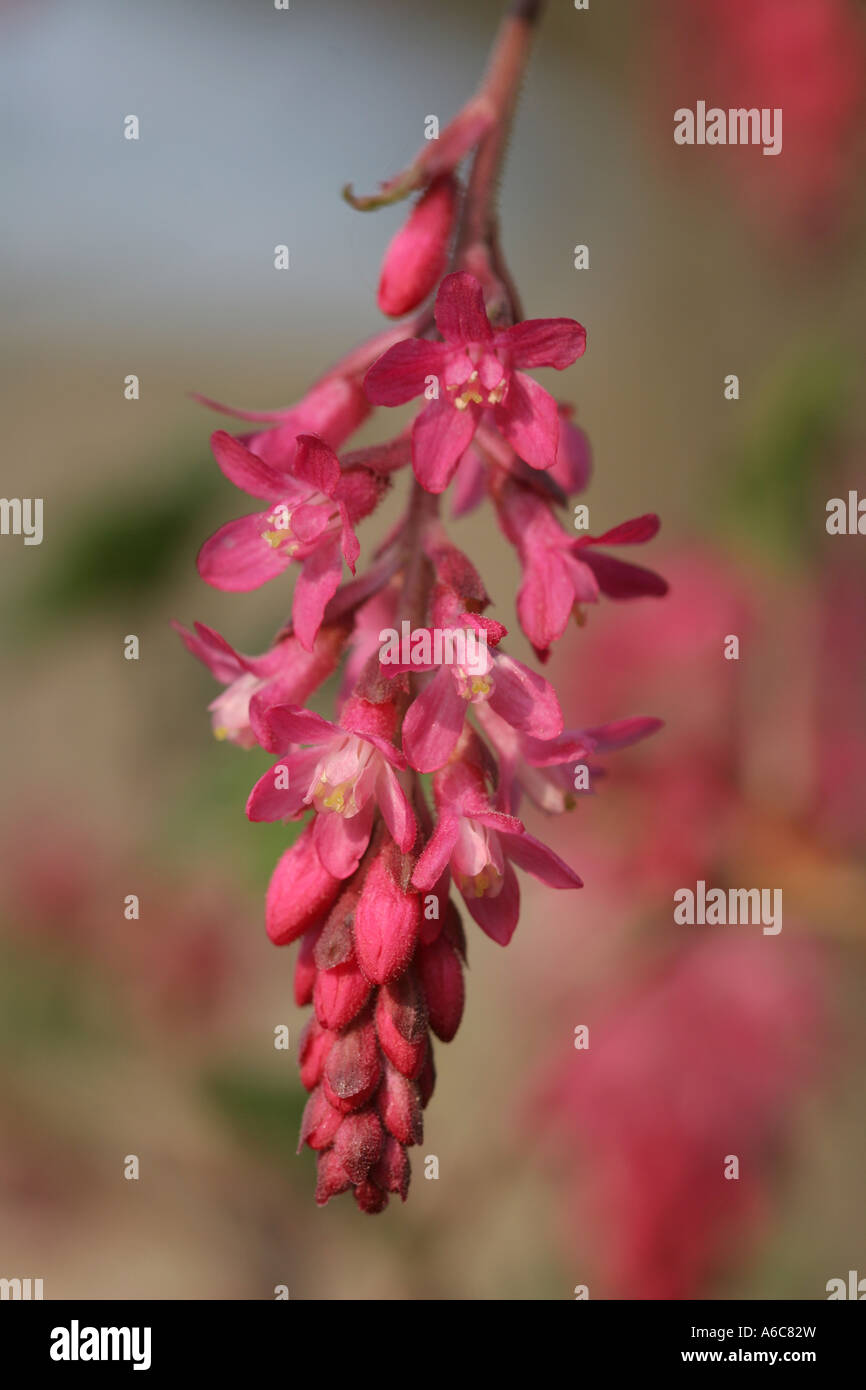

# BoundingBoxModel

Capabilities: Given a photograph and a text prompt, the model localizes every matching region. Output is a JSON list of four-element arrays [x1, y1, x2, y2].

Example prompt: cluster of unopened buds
[[176, 2, 666, 1213]]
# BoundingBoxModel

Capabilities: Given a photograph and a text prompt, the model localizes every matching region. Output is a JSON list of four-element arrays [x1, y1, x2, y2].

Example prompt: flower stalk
[[176, 0, 665, 1212]]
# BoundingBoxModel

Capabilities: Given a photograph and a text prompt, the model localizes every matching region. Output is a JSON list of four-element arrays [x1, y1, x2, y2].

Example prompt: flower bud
[[323, 1011, 381, 1113], [315, 1149, 353, 1206], [377, 1058, 423, 1145], [266, 825, 342, 946], [298, 1017, 335, 1091], [294, 924, 321, 1007], [333, 1109, 384, 1184], [372, 1136, 411, 1201], [353, 847, 421, 985], [377, 176, 458, 318], [314, 956, 372, 1031], [416, 931, 465, 1042], [299, 1086, 343, 1151]]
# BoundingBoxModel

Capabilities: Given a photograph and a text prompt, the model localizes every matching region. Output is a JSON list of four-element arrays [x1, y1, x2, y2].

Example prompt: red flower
[[364, 272, 586, 492]]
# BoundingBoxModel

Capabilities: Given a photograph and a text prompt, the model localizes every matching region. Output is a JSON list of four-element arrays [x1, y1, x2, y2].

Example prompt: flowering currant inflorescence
[[176, 0, 666, 1213]]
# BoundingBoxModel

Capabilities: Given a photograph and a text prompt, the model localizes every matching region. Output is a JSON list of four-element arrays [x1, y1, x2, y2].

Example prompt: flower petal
[[488, 653, 563, 739], [462, 861, 520, 945], [294, 434, 341, 497], [313, 801, 375, 879], [364, 339, 448, 406], [403, 667, 466, 772], [197, 513, 289, 592], [411, 398, 478, 493], [246, 751, 320, 822], [494, 372, 559, 471], [376, 761, 417, 852], [500, 830, 583, 888], [411, 812, 461, 891], [293, 539, 344, 651], [581, 550, 669, 599], [434, 272, 492, 344], [210, 430, 288, 499], [494, 317, 586, 370]]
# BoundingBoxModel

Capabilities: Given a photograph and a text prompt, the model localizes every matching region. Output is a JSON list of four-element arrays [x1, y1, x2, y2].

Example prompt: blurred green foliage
[[723, 348, 853, 563]]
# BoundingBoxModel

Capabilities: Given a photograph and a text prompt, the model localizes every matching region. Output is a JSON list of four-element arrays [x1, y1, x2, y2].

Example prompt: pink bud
[[377, 176, 458, 318], [333, 1109, 384, 1184], [375, 975, 429, 1077], [353, 1179, 389, 1214], [416, 931, 465, 1042], [354, 847, 421, 985], [314, 956, 372, 1031], [266, 825, 342, 946], [377, 1058, 423, 1145], [372, 1136, 411, 1201], [299, 1086, 343, 1151], [315, 1149, 353, 1206], [323, 1011, 381, 1113], [294, 924, 321, 1007], [298, 1017, 335, 1091]]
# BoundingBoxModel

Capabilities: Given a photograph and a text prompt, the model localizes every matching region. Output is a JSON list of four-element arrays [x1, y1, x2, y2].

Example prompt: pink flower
[[172, 619, 346, 748], [193, 373, 370, 469], [412, 755, 582, 944], [389, 614, 564, 773], [378, 176, 458, 318], [197, 433, 386, 650], [475, 703, 663, 814], [364, 272, 587, 492], [496, 478, 667, 657], [535, 938, 827, 1298], [247, 696, 416, 878]]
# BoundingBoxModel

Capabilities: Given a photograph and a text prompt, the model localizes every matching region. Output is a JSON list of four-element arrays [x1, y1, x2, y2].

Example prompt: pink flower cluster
[[177, 47, 665, 1211]]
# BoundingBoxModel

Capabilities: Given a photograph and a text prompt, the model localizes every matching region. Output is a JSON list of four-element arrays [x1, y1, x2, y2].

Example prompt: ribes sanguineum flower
[[177, 0, 664, 1212]]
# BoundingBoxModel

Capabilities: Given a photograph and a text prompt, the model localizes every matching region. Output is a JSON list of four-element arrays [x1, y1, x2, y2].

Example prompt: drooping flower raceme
[[177, 1, 665, 1212]]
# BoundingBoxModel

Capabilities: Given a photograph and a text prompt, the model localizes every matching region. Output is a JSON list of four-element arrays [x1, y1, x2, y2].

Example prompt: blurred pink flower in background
[[651, 0, 866, 245], [536, 937, 827, 1300]]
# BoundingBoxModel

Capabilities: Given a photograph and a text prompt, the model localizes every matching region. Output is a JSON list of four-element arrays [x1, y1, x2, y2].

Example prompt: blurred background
[[1, 0, 865, 1299]]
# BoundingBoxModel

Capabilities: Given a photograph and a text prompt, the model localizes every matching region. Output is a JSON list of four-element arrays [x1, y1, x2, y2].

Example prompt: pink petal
[[434, 272, 492, 345], [411, 398, 478, 493], [462, 861, 520, 945], [313, 801, 375, 879], [210, 430, 287, 500], [500, 830, 583, 888], [411, 813, 462, 892], [261, 704, 337, 752], [451, 445, 486, 517], [494, 372, 559, 471], [581, 550, 669, 600], [246, 751, 319, 822], [488, 654, 563, 739], [516, 549, 577, 653], [581, 513, 662, 547], [494, 317, 586, 370], [403, 667, 467, 773], [364, 339, 448, 406], [197, 513, 289, 592], [294, 434, 341, 497], [376, 762, 417, 853], [172, 620, 245, 682], [582, 716, 664, 751], [293, 539, 344, 651]]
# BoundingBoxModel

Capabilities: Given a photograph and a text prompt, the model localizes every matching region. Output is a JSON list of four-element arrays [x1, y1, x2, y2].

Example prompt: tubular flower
[[365, 271, 586, 491], [176, 1, 664, 1210]]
